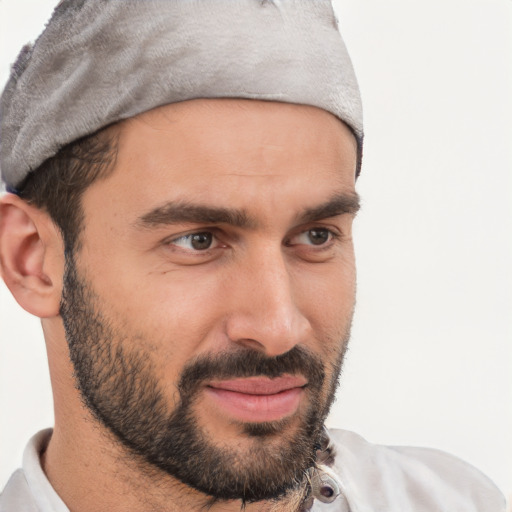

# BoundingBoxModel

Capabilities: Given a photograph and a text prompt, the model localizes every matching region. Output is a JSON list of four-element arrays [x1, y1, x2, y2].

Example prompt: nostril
[[233, 338, 267, 353]]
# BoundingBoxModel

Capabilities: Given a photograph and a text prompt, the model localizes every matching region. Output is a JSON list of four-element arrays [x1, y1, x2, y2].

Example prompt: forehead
[[83, 99, 358, 221]]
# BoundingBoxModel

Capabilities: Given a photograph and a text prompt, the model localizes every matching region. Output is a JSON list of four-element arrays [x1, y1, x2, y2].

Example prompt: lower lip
[[205, 387, 304, 423]]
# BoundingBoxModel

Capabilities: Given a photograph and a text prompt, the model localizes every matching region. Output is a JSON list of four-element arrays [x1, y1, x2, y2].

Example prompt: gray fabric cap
[[0, 0, 363, 190]]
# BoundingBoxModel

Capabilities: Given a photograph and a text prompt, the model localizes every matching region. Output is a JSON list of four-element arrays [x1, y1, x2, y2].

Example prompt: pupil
[[191, 233, 212, 250], [309, 229, 329, 245]]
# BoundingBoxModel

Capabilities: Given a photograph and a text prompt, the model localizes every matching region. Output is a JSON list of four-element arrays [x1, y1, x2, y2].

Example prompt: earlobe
[[0, 194, 64, 318]]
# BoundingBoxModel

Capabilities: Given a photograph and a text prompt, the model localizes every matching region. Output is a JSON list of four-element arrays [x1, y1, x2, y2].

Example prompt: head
[[0, 0, 362, 507]]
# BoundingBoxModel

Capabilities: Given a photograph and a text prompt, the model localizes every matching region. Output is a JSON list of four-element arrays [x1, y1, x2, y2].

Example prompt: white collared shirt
[[0, 429, 505, 512]]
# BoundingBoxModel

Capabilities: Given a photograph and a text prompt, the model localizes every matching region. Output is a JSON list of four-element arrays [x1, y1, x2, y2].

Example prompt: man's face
[[60, 99, 358, 502]]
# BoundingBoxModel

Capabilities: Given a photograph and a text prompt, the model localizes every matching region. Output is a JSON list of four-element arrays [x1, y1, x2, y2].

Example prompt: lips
[[205, 375, 307, 423]]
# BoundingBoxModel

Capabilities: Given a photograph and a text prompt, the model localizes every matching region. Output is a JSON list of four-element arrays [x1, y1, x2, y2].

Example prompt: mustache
[[178, 345, 326, 401]]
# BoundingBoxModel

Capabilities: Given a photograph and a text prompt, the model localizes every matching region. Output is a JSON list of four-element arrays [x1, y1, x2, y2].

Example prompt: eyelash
[[168, 231, 223, 251], [286, 227, 341, 247], [166, 226, 342, 252]]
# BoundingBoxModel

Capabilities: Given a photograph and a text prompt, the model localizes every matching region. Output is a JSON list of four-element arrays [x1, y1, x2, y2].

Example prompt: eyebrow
[[136, 202, 254, 229], [135, 192, 360, 230], [297, 192, 360, 223]]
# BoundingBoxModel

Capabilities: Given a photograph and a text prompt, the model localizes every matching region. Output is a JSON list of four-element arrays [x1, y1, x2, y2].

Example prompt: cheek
[[83, 259, 226, 372], [294, 254, 356, 330]]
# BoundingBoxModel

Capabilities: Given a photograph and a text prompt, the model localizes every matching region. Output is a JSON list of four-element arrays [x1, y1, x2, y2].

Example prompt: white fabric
[[316, 430, 506, 512], [0, 430, 67, 512], [0, 428, 505, 512]]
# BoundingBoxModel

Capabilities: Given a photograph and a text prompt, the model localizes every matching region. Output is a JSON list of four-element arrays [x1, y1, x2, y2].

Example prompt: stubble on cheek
[[60, 249, 353, 503]]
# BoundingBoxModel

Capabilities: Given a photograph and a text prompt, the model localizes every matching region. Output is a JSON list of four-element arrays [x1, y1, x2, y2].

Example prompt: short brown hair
[[18, 126, 119, 252]]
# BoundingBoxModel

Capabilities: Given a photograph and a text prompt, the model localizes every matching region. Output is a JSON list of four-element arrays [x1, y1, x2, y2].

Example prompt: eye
[[170, 231, 217, 251], [288, 228, 335, 246]]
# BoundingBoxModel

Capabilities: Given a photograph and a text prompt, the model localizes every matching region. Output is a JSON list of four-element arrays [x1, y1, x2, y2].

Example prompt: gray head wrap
[[0, 0, 363, 191]]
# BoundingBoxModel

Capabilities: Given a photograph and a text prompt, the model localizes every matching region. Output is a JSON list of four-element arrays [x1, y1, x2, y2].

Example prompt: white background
[[1, 0, 511, 504]]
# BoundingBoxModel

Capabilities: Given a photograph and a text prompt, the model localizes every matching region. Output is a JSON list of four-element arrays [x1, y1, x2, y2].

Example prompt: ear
[[0, 193, 64, 318]]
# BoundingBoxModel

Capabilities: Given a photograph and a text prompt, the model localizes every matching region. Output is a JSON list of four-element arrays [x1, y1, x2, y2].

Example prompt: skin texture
[[0, 99, 358, 511]]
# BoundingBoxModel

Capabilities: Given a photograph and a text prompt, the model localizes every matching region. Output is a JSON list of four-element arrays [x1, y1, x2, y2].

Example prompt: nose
[[224, 245, 311, 357]]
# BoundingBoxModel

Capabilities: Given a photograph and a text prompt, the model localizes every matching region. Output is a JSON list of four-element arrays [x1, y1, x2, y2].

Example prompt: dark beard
[[60, 254, 348, 504]]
